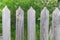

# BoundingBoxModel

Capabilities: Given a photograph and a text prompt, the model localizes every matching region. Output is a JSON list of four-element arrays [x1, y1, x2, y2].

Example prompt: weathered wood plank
[[2, 6, 11, 40], [40, 7, 49, 40], [16, 7, 24, 40], [27, 7, 36, 40], [0, 36, 2, 40], [52, 8, 60, 40]]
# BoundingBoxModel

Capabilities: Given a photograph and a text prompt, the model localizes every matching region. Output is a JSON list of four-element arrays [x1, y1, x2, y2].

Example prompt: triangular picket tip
[[2, 6, 10, 12], [41, 7, 49, 13], [28, 7, 35, 13], [53, 7, 60, 14], [16, 6, 24, 15]]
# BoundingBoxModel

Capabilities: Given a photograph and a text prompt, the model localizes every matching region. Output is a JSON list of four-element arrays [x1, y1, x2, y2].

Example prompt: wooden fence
[[2, 6, 60, 40]]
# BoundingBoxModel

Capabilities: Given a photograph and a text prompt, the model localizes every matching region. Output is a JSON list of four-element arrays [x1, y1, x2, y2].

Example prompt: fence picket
[[2, 6, 11, 40], [16, 7, 24, 40], [40, 7, 49, 40], [2, 6, 60, 40], [27, 7, 36, 40], [52, 8, 60, 40]]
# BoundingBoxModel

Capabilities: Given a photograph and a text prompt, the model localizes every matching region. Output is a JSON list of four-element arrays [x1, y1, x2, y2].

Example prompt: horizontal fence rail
[[1, 6, 60, 40]]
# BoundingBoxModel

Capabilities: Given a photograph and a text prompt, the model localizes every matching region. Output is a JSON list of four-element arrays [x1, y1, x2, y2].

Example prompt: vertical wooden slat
[[16, 7, 24, 40], [2, 6, 11, 40], [27, 7, 36, 40], [40, 7, 49, 40], [52, 8, 60, 40], [0, 36, 2, 40]]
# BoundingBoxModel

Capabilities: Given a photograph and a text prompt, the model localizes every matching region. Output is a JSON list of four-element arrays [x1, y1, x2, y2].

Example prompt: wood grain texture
[[52, 8, 60, 40], [40, 7, 49, 40], [16, 7, 24, 40], [27, 7, 36, 40], [2, 6, 11, 40]]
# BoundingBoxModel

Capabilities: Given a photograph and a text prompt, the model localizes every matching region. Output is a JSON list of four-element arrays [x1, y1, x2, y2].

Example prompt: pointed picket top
[[16, 6, 24, 16], [52, 7, 60, 21], [53, 7, 60, 16], [16, 6, 24, 13], [41, 7, 49, 21], [28, 7, 35, 14], [2, 6, 10, 13], [41, 7, 49, 14]]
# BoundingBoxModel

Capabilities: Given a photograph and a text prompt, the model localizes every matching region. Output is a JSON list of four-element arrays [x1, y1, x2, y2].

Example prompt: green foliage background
[[0, 0, 58, 40]]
